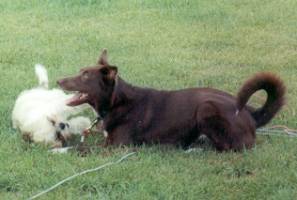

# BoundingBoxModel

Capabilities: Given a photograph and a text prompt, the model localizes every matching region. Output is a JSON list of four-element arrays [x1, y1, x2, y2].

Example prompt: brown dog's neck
[[98, 77, 145, 119], [111, 77, 144, 107]]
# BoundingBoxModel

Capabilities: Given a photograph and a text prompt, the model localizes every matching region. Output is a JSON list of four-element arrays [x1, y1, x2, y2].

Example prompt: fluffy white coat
[[12, 64, 91, 147]]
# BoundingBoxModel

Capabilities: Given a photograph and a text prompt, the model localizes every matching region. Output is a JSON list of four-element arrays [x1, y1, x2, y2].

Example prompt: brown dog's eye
[[81, 71, 89, 82]]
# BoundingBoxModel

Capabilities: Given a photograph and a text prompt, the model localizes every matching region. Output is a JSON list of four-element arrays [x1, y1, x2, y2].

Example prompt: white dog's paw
[[103, 130, 108, 138], [50, 147, 73, 154], [185, 148, 203, 153]]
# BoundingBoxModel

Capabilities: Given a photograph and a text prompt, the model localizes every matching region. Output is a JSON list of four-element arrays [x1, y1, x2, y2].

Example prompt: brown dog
[[58, 49, 285, 151]]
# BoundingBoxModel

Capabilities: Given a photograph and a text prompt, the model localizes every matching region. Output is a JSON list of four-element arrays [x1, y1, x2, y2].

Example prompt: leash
[[79, 119, 297, 140], [27, 151, 136, 200], [80, 117, 102, 143], [257, 125, 297, 137], [31, 122, 296, 199]]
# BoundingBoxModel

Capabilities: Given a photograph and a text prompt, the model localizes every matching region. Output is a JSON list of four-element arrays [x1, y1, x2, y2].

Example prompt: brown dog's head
[[57, 49, 118, 111]]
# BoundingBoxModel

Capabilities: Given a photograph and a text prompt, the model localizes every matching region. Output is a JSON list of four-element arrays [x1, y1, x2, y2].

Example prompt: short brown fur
[[58, 50, 286, 151]]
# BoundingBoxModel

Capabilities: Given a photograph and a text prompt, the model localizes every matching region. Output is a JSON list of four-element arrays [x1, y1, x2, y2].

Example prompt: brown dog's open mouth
[[67, 92, 89, 106]]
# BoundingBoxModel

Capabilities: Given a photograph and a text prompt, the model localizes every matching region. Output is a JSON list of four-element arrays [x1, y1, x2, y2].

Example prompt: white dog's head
[[47, 115, 72, 142]]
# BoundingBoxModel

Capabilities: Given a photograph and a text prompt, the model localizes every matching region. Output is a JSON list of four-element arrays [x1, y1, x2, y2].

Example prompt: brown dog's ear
[[98, 49, 109, 66], [100, 66, 118, 81]]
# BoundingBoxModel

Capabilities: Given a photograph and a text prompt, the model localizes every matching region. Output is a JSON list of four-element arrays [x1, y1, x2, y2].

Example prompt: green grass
[[1, 0, 297, 199]]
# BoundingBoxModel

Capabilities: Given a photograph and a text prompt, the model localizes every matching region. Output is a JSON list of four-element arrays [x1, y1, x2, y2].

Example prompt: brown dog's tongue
[[66, 93, 89, 106], [66, 93, 82, 106]]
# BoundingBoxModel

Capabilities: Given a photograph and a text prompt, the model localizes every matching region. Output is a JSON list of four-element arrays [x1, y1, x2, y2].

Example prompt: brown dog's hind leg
[[196, 102, 234, 151], [181, 128, 201, 149], [200, 116, 233, 151]]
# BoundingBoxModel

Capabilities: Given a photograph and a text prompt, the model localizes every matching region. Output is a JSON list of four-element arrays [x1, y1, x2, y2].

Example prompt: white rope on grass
[[28, 151, 136, 200], [27, 125, 297, 199], [257, 127, 297, 137]]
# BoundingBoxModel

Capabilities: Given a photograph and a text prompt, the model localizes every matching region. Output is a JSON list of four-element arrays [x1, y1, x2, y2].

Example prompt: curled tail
[[236, 72, 286, 128], [35, 64, 49, 88]]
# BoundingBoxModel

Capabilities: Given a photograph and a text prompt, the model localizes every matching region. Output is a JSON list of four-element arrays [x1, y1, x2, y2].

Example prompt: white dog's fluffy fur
[[12, 64, 91, 147]]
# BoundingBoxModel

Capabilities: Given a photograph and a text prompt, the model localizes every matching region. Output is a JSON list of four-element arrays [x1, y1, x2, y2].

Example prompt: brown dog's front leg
[[103, 128, 133, 147]]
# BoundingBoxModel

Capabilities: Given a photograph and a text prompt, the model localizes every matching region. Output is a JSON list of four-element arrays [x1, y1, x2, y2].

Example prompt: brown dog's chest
[[102, 95, 202, 146]]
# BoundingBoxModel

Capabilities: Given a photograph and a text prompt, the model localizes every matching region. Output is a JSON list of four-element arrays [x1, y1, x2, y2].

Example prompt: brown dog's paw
[[76, 143, 91, 156]]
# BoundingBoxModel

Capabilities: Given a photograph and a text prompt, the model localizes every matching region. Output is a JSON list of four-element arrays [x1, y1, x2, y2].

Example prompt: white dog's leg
[[50, 147, 73, 154]]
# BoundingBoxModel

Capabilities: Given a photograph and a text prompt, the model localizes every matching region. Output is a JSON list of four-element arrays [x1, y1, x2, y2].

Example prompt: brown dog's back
[[58, 50, 286, 151]]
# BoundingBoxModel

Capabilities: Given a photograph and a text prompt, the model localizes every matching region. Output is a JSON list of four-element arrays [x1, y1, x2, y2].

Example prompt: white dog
[[12, 64, 91, 148]]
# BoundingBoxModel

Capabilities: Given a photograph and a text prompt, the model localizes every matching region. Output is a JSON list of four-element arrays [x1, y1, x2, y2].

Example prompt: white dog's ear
[[47, 116, 56, 126]]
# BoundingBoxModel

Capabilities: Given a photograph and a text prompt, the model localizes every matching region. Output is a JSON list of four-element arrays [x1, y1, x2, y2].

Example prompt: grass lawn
[[1, 0, 297, 199]]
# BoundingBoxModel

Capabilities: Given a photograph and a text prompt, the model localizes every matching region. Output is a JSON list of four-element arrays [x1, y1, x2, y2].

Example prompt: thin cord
[[27, 125, 297, 199], [257, 124, 297, 137], [28, 152, 136, 200]]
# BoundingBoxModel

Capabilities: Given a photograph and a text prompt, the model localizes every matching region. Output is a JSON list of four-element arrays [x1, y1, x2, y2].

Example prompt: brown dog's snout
[[57, 77, 79, 91]]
